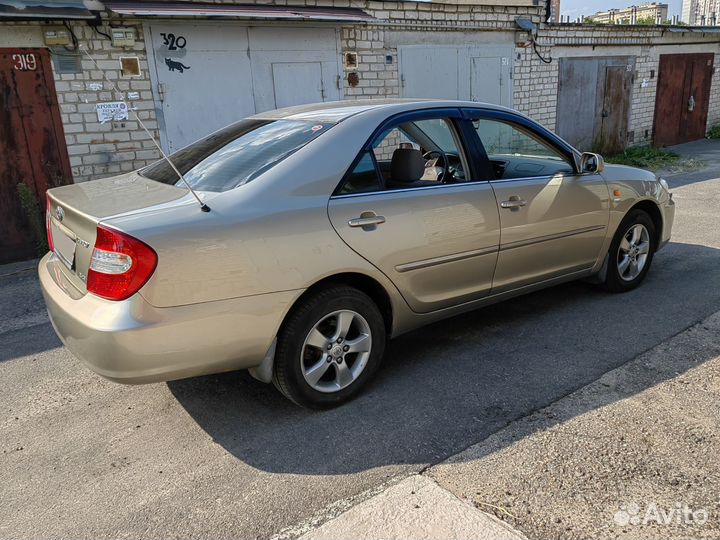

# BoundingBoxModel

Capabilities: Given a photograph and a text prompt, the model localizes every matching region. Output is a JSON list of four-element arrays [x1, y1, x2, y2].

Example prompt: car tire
[[272, 285, 386, 408], [601, 209, 656, 293]]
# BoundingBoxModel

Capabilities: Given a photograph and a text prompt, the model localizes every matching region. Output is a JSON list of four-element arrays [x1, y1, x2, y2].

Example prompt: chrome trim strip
[[329, 172, 594, 200], [330, 181, 491, 200], [395, 245, 498, 273], [499, 225, 606, 252]]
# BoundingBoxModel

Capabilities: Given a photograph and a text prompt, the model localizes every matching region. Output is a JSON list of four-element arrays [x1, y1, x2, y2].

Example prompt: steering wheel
[[422, 150, 451, 182]]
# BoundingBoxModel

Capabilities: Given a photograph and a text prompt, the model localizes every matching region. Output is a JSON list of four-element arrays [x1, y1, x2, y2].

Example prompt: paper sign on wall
[[96, 101, 129, 123]]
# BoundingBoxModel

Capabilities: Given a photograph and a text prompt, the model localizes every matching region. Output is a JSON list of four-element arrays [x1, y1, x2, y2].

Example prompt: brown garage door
[[0, 48, 71, 263], [654, 53, 714, 147]]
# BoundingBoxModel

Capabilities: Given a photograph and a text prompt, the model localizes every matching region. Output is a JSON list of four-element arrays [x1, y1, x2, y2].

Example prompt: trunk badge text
[[55, 206, 65, 222], [75, 238, 90, 249]]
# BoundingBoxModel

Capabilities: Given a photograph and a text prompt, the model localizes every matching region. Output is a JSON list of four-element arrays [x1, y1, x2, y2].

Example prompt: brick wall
[[513, 45, 559, 130], [58, 19, 162, 182], [707, 52, 720, 131]]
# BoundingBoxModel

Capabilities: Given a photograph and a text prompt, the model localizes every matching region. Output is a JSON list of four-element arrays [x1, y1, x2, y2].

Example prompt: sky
[[560, 0, 681, 20]]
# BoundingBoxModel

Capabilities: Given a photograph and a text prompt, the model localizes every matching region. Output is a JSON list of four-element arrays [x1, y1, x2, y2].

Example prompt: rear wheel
[[601, 209, 656, 292], [273, 286, 386, 408]]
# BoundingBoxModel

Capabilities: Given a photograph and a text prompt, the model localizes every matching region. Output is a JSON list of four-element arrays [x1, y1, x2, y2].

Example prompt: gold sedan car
[[40, 100, 675, 408]]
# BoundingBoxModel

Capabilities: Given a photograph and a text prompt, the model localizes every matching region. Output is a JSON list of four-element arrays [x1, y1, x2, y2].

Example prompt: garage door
[[653, 53, 714, 147], [147, 24, 341, 152], [398, 45, 513, 107], [556, 56, 635, 154]]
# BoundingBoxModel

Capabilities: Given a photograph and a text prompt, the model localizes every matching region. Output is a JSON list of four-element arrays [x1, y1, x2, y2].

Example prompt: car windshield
[[139, 119, 333, 192]]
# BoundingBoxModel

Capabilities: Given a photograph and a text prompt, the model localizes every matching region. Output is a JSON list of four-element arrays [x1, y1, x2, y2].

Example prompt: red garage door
[[654, 53, 714, 147], [0, 48, 72, 263]]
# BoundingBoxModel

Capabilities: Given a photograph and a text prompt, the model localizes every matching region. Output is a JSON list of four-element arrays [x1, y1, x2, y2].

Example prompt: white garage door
[[147, 24, 341, 152], [399, 45, 513, 108]]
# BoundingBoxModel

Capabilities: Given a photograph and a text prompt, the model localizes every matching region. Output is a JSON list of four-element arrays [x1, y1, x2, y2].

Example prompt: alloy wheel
[[300, 310, 372, 393], [617, 223, 650, 282]]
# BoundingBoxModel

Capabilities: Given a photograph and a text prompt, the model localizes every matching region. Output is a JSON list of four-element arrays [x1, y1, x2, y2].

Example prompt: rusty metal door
[[0, 48, 71, 263], [556, 56, 634, 154], [654, 53, 714, 147], [597, 65, 633, 155]]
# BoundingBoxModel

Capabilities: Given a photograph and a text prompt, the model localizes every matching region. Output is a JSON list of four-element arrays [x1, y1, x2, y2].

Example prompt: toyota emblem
[[55, 206, 65, 222]]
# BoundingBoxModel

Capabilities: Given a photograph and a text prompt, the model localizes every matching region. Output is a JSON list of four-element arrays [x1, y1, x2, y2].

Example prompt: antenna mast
[[79, 46, 210, 212]]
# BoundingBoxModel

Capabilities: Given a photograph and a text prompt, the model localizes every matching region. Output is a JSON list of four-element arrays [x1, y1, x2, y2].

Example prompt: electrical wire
[[533, 39, 553, 64], [89, 22, 112, 41], [62, 21, 79, 51]]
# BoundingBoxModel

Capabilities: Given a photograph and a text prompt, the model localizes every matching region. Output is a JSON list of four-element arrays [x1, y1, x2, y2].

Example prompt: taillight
[[87, 225, 158, 301], [46, 194, 54, 252]]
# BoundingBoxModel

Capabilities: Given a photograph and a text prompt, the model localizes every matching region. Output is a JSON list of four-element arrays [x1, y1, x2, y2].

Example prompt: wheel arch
[[283, 272, 394, 336], [628, 199, 663, 247]]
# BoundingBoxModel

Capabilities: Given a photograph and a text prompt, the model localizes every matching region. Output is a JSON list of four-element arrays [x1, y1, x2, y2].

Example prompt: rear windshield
[[139, 119, 333, 192]]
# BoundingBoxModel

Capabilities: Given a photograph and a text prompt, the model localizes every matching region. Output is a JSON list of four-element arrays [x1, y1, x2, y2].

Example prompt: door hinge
[[157, 82, 167, 102]]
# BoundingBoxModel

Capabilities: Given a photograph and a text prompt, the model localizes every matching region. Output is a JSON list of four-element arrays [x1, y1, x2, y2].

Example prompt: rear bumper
[[658, 196, 675, 250], [39, 253, 302, 384]]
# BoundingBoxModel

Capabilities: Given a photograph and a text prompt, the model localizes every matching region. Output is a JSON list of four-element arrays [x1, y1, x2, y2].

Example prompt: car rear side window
[[140, 119, 333, 192], [338, 151, 382, 195]]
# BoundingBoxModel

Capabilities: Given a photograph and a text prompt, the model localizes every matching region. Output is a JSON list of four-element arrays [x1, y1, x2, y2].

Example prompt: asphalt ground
[[1, 147, 719, 538]]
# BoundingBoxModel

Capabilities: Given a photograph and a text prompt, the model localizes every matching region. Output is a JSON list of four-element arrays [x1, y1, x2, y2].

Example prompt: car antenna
[[79, 46, 210, 212]]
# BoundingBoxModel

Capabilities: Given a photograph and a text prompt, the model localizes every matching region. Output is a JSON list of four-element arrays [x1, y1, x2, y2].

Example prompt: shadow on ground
[[168, 241, 720, 476]]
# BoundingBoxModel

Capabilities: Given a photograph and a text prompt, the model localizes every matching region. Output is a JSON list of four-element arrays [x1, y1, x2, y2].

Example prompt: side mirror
[[580, 152, 604, 173]]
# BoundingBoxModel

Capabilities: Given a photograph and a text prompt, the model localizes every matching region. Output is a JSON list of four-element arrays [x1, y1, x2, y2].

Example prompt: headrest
[[390, 148, 425, 183]]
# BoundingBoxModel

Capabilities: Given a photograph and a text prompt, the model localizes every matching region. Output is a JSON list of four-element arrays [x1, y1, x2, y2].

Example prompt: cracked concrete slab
[[299, 475, 525, 540]]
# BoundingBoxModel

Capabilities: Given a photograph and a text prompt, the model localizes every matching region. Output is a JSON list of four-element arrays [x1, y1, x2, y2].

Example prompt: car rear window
[[139, 119, 333, 192]]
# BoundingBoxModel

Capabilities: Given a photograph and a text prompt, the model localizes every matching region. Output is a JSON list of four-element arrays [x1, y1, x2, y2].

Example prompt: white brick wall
[[707, 52, 720, 131]]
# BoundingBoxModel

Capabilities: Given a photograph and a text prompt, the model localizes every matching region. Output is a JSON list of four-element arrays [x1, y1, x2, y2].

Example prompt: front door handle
[[348, 212, 386, 230], [500, 197, 527, 209]]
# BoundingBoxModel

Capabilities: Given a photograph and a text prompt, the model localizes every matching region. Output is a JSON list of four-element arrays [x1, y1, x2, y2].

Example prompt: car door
[[464, 109, 610, 292], [327, 109, 500, 313]]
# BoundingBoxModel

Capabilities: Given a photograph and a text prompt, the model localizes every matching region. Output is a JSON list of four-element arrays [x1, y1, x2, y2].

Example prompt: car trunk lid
[[46, 172, 188, 294]]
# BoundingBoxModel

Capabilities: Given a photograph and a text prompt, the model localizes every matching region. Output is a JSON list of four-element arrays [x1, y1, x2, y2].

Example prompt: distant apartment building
[[548, 0, 561, 21], [681, 0, 720, 24], [591, 2, 669, 23]]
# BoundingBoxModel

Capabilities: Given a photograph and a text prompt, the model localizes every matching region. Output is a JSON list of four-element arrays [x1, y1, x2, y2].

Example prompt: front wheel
[[272, 286, 386, 408], [601, 209, 656, 292]]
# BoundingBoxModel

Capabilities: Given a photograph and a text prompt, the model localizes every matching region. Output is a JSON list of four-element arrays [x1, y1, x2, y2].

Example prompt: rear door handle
[[500, 197, 527, 209], [348, 212, 386, 229]]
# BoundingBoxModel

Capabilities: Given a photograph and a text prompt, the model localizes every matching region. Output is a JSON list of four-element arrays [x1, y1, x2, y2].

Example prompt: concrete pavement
[[429, 309, 720, 539], [1, 142, 719, 538], [296, 475, 525, 540], [292, 310, 720, 540]]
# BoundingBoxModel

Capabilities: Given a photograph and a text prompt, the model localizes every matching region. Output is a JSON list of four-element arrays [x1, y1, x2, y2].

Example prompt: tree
[[634, 16, 658, 24]]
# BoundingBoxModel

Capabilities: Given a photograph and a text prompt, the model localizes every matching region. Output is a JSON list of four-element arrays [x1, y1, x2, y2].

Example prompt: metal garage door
[[555, 56, 635, 154], [398, 45, 513, 107], [0, 48, 72, 263], [147, 24, 341, 152], [653, 53, 714, 147]]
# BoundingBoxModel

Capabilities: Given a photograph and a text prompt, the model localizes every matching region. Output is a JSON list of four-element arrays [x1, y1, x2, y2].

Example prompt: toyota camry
[[40, 99, 675, 408]]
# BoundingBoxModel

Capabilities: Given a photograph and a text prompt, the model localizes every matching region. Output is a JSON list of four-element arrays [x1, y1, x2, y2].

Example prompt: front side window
[[140, 119, 333, 192], [471, 118, 574, 179], [338, 116, 469, 195]]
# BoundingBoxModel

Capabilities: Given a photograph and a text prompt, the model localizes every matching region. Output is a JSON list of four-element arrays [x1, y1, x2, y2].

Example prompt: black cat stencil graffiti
[[165, 58, 190, 73]]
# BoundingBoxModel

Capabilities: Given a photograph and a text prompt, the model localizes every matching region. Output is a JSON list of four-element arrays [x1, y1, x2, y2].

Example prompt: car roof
[[251, 99, 514, 123]]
